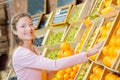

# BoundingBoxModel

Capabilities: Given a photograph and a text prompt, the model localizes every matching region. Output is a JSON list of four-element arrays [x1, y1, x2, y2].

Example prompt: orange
[[64, 73, 70, 79], [115, 38, 120, 47], [108, 46, 115, 57], [117, 0, 120, 5], [89, 54, 97, 60], [106, 21, 112, 30], [64, 50, 72, 57], [60, 42, 70, 51], [103, 56, 113, 67], [56, 73, 63, 80], [109, 37, 116, 46], [102, 46, 109, 56], [102, 30, 109, 39], [68, 79, 73, 80], [70, 71, 76, 78], [112, 47, 120, 57], [116, 29, 120, 36], [100, 25, 106, 33], [117, 77, 120, 80], [65, 67, 72, 74], [72, 66, 79, 73], [93, 67, 103, 77], [58, 69, 65, 75], [90, 74, 96, 80]]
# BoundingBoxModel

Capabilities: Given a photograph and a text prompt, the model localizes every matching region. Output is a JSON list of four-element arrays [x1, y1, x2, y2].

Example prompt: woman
[[11, 13, 103, 80]]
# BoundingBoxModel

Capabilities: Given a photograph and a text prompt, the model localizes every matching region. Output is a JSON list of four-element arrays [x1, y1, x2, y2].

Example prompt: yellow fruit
[[72, 66, 79, 73], [70, 71, 76, 78], [89, 54, 97, 60], [64, 50, 72, 57], [115, 38, 120, 47], [106, 21, 112, 30], [103, 56, 113, 67], [116, 29, 120, 36], [117, 77, 120, 80], [102, 6, 114, 14], [117, 0, 120, 5], [64, 73, 70, 79], [102, 46, 109, 56], [56, 73, 63, 80], [109, 37, 116, 46], [108, 46, 115, 57], [58, 70, 65, 75], [100, 25, 106, 33], [65, 67, 72, 74], [60, 42, 70, 51]]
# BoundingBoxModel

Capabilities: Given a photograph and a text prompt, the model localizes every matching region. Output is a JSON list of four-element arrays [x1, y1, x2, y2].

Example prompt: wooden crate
[[42, 26, 68, 46], [62, 21, 82, 43], [101, 68, 120, 80], [96, 11, 120, 69], [81, 17, 104, 52], [75, 22, 93, 53], [67, 3, 84, 24], [74, 60, 92, 80], [97, 0, 119, 18], [78, 0, 96, 21], [86, 62, 105, 80], [111, 0, 120, 10]]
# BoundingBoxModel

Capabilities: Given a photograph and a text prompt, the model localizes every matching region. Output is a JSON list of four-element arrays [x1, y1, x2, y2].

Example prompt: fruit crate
[[67, 3, 84, 24], [98, 0, 119, 18], [111, 0, 120, 10], [75, 22, 93, 53], [86, 62, 105, 80], [62, 22, 82, 43], [101, 68, 120, 80], [42, 25, 68, 46], [74, 60, 92, 80], [88, 0, 102, 20], [96, 11, 120, 69], [34, 28, 47, 46], [81, 17, 104, 52]]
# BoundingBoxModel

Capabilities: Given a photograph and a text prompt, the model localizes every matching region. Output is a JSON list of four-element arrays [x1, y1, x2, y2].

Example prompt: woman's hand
[[86, 42, 104, 57]]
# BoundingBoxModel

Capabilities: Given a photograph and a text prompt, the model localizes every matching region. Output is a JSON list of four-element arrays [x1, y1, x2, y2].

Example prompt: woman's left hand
[[86, 42, 104, 57]]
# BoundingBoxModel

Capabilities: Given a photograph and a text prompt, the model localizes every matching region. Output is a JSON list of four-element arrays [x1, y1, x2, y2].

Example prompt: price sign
[[51, 5, 72, 26], [32, 14, 43, 29]]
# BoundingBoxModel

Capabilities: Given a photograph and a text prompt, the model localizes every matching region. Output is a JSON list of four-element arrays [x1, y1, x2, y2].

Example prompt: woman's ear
[[12, 29, 18, 35]]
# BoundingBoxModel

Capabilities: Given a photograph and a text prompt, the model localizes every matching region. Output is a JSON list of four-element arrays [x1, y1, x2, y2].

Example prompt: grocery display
[[6, 0, 120, 80], [34, 1, 120, 79]]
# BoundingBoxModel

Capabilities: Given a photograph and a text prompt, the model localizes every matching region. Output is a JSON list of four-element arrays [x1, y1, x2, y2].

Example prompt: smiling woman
[[11, 13, 103, 80]]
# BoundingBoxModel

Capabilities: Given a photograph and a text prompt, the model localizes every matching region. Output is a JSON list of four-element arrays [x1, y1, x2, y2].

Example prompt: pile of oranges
[[105, 73, 120, 80], [89, 21, 113, 61], [102, 20, 120, 67], [51, 42, 81, 80], [52, 64, 80, 80], [57, 42, 74, 58], [89, 65, 103, 80], [76, 23, 92, 53]]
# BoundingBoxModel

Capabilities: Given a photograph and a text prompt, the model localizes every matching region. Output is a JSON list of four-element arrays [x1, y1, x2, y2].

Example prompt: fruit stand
[[33, 0, 120, 80]]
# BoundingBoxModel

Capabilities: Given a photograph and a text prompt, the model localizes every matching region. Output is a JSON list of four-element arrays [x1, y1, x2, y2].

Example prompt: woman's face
[[14, 16, 35, 41]]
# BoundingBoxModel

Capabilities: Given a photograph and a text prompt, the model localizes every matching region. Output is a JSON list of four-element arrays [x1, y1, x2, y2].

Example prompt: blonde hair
[[10, 13, 32, 49]]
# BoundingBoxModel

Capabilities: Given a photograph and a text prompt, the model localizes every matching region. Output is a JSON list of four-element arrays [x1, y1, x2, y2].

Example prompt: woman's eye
[[21, 26, 25, 28], [30, 23, 33, 26]]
